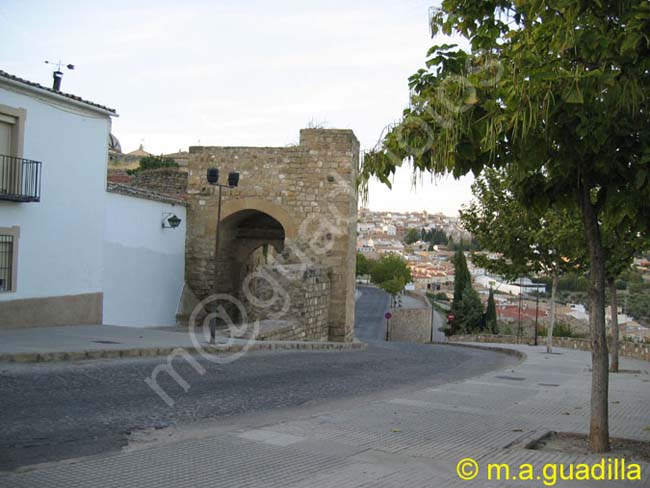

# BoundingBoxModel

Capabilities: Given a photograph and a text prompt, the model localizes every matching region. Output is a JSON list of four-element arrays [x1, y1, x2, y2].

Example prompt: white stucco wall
[[0, 85, 110, 302], [103, 192, 186, 327]]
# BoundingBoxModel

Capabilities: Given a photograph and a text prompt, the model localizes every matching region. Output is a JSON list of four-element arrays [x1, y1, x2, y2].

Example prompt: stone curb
[[0, 340, 367, 364], [430, 340, 527, 361]]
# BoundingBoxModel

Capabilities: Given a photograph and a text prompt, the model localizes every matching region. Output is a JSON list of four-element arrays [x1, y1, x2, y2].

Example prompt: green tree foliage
[[452, 249, 471, 306], [422, 228, 449, 246], [627, 293, 650, 324], [370, 254, 413, 299], [620, 268, 650, 325], [379, 278, 405, 298], [449, 238, 480, 252], [601, 219, 648, 371], [359, 1, 650, 452], [462, 169, 585, 279], [404, 228, 420, 245], [455, 286, 485, 334], [356, 253, 374, 276], [128, 155, 179, 175], [461, 168, 585, 352], [485, 288, 498, 334], [449, 249, 484, 334]]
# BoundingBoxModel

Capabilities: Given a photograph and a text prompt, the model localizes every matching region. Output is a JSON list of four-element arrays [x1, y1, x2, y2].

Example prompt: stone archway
[[184, 129, 359, 342], [214, 207, 287, 313], [220, 198, 297, 239]]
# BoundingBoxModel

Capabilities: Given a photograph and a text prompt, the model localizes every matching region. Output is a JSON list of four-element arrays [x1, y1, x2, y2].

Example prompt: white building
[[357, 238, 375, 254], [475, 275, 546, 295], [0, 71, 186, 328], [357, 222, 374, 234]]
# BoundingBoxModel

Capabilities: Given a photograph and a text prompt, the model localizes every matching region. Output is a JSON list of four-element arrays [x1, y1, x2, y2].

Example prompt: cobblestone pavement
[[2, 342, 648, 487], [0, 287, 514, 471]]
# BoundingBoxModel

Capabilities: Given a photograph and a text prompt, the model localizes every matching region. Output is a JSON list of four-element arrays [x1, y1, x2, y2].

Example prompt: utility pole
[[429, 296, 436, 343], [517, 277, 523, 344], [534, 291, 539, 346]]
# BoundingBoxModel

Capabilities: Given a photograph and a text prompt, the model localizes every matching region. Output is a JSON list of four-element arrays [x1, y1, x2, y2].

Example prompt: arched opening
[[214, 209, 286, 324]]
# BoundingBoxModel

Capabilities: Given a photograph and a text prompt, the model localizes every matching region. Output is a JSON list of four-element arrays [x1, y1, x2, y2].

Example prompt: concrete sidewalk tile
[[237, 429, 306, 446]]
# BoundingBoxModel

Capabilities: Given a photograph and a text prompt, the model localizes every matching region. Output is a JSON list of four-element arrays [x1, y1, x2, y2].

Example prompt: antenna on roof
[[44, 60, 75, 91]]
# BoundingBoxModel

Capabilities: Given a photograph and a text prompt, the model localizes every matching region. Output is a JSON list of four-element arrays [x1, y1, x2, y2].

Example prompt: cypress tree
[[452, 249, 471, 307], [450, 248, 476, 335], [485, 288, 498, 334]]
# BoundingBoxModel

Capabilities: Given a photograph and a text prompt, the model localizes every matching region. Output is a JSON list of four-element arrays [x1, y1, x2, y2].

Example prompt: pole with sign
[[384, 311, 392, 341]]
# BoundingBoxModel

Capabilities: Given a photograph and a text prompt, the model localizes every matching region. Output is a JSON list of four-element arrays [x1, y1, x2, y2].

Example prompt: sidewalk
[[2, 343, 648, 487], [0, 325, 365, 363]]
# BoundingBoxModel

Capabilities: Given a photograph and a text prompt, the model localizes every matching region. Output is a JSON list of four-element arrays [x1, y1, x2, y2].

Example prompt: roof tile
[[0, 70, 116, 114]]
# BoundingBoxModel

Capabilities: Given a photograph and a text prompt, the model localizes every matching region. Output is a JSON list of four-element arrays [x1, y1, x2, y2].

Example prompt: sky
[[0, 0, 474, 216]]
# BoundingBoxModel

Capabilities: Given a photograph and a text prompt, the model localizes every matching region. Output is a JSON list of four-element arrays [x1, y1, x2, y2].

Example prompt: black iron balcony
[[0, 155, 42, 202]]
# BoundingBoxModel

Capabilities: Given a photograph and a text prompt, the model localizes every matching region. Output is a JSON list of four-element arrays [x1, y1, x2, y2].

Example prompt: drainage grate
[[538, 383, 560, 387], [495, 375, 527, 381], [91, 340, 123, 345]]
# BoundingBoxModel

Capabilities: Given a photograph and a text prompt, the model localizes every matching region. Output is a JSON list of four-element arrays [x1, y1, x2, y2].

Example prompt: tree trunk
[[579, 179, 610, 453], [547, 268, 559, 354], [609, 278, 619, 373]]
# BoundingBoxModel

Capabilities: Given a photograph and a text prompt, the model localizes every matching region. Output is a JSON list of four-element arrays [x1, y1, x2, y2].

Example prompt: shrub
[[127, 155, 179, 175]]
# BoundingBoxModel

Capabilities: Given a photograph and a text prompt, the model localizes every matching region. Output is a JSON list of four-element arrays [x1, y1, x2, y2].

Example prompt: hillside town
[[357, 209, 650, 342]]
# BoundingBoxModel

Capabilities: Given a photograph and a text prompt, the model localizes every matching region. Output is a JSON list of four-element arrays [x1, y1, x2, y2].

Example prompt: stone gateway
[[183, 129, 359, 342]]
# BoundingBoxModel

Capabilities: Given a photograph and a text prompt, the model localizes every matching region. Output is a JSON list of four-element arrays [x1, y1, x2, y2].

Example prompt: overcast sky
[[1, 0, 474, 216]]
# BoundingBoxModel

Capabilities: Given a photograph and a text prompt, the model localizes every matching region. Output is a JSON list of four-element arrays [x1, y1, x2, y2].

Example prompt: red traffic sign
[[385, 312, 392, 320], [447, 314, 455, 322]]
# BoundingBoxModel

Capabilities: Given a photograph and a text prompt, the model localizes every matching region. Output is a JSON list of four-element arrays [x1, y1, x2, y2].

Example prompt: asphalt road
[[0, 286, 516, 470]]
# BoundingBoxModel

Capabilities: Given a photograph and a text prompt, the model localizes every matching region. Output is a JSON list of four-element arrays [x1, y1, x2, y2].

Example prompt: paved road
[[354, 285, 390, 341], [355, 286, 447, 342], [0, 287, 516, 470]]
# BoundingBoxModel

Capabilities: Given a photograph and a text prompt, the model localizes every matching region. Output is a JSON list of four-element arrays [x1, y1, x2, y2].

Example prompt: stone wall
[[185, 129, 358, 342], [389, 293, 432, 344], [107, 168, 132, 184], [131, 168, 188, 197], [243, 263, 330, 341], [447, 334, 650, 362]]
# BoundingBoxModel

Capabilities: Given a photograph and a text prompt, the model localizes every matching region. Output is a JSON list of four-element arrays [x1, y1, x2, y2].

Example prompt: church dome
[[127, 144, 152, 157]]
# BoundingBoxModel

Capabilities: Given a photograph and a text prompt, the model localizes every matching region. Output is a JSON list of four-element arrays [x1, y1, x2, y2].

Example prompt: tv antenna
[[44, 60, 75, 91]]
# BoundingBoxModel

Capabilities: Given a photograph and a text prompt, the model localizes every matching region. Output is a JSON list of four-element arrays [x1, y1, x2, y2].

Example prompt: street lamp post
[[207, 167, 240, 344]]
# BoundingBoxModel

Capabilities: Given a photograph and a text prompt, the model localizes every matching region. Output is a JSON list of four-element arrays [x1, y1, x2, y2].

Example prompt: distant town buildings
[[356, 208, 467, 292], [356, 208, 650, 342], [357, 208, 472, 244]]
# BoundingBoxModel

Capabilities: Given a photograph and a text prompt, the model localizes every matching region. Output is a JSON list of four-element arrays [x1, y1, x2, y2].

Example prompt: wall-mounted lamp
[[162, 212, 182, 229]]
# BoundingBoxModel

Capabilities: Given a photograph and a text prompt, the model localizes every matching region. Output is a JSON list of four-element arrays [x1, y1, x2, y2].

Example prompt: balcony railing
[[0, 155, 42, 202]]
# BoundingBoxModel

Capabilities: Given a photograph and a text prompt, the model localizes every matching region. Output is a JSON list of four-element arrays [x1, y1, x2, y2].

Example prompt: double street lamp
[[207, 167, 240, 344]]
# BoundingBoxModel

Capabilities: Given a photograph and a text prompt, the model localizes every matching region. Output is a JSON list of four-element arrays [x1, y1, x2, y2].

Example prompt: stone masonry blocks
[[185, 129, 358, 342]]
